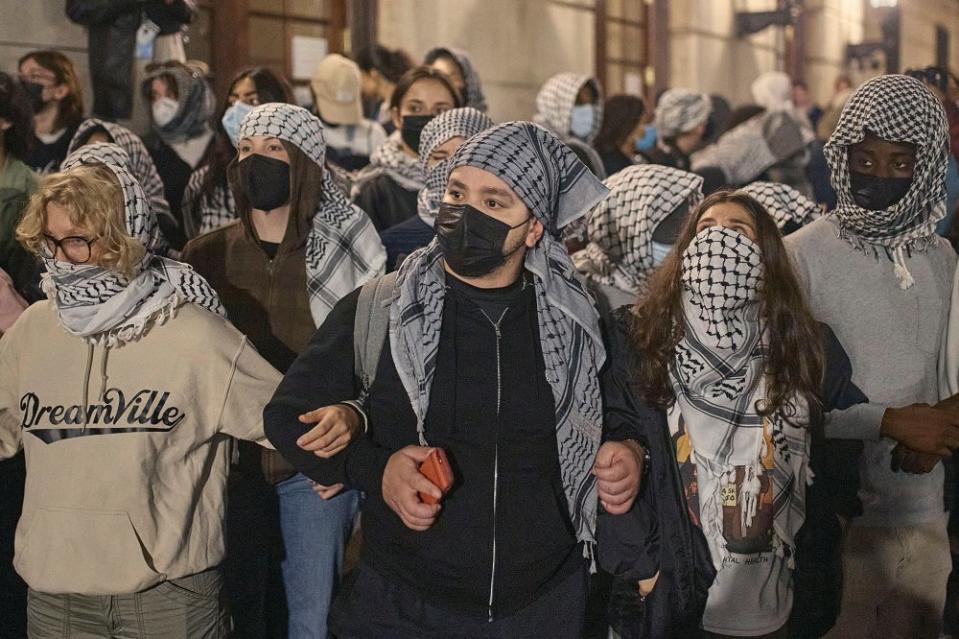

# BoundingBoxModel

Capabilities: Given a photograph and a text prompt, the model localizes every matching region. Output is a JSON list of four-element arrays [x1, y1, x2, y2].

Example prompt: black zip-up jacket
[[352, 173, 419, 232], [265, 273, 641, 619]]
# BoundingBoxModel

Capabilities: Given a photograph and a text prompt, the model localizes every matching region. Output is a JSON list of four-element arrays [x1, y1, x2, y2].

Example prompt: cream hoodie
[[0, 301, 282, 595]]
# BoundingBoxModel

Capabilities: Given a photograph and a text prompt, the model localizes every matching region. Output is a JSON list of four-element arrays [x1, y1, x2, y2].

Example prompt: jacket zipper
[[480, 307, 508, 623]]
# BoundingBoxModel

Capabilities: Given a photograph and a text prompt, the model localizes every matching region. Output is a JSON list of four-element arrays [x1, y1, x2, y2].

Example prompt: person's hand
[[594, 440, 644, 515], [295, 404, 362, 459], [382, 446, 441, 531], [880, 404, 959, 457], [890, 444, 941, 474], [310, 482, 345, 499]]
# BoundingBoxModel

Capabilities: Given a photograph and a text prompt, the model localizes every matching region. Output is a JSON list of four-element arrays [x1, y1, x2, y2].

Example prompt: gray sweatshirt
[[786, 215, 956, 527]]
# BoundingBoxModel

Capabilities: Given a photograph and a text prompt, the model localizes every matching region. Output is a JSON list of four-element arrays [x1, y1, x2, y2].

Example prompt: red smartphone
[[418, 448, 454, 505]]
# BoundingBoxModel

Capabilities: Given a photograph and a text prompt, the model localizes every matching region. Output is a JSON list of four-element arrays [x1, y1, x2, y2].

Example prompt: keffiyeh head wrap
[[534, 73, 604, 143], [740, 181, 820, 231], [143, 63, 214, 143], [416, 107, 495, 226], [351, 130, 426, 195], [391, 122, 609, 552], [670, 226, 808, 571], [238, 103, 386, 326], [49, 145, 225, 347], [66, 119, 173, 224], [825, 74, 948, 288], [655, 88, 712, 139], [577, 165, 703, 295], [424, 47, 488, 112]]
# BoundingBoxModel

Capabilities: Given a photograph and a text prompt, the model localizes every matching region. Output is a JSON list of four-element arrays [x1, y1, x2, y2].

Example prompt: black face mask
[[849, 171, 913, 211], [21, 81, 46, 114], [435, 203, 531, 278], [400, 115, 434, 154], [238, 154, 291, 212]]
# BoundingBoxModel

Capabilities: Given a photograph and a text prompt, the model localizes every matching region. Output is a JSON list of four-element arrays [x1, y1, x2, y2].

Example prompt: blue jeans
[[276, 473, 360, 639]]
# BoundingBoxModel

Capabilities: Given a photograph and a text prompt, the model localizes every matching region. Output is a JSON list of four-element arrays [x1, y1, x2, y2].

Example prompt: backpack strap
[[353, 271, 398, 402]]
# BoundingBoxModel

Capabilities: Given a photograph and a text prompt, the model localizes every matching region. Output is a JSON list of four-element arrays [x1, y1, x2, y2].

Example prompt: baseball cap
[[311, 54, 363, 125]]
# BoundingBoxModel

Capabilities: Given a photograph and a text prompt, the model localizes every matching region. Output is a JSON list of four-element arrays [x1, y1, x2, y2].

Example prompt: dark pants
[[223, 469, 287, 639], [330, 561, 587, 639], [0, 453, 27, 638]]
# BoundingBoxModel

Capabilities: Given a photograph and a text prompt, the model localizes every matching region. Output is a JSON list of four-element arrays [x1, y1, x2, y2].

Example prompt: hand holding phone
[[418, 448, 454, 505]]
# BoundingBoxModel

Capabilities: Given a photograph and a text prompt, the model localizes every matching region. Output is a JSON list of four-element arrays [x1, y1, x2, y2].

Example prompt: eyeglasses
[[42, 234, 99, 264]]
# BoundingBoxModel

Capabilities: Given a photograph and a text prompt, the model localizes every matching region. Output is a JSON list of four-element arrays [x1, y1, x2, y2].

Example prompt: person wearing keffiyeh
[[574, 164, 703, 313], [380, 106, 494, 270], [606, 189, 867, 638], [265, 121, 645, 637], [533, 72, 607, 179], [787, 75, 959, 639], [0, 152, 280, 637], [424, 46, 488, 112], [182, 102, 385, 639]]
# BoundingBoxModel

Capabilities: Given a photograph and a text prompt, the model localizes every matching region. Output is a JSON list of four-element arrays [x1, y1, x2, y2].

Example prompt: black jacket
[[265, 274, 642, 620], [352, 173, 419, 232], [598, 309, 865, 639], [66, 0, 194, 120]]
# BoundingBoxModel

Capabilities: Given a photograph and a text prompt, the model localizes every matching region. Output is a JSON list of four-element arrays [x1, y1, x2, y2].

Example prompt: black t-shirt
[[25, 124, 79, 174]]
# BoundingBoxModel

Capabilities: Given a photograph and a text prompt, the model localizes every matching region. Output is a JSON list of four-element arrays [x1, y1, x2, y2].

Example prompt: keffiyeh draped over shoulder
[[534, 72, 604, 144], [416, 107, 495, 226], [425, 47, 488, 112], [239, 103, 386, 326], [740, 181, 820, 231], [67, 118, 173, 224], [825, 74, 948, 288], [391, 121, 610, 552], [577, 164, 703, 295], [52, 144, 225, 347], [351, 131, 426, 195]]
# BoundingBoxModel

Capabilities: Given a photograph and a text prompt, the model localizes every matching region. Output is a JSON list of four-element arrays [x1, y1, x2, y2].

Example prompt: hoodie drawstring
[[892, 245, 916, 290], [99, 345, 111, 401], [81, 342, 94, 431]]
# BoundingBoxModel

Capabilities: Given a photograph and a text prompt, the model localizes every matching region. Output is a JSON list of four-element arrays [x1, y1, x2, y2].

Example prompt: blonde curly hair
[[17, 164, 145, 277]]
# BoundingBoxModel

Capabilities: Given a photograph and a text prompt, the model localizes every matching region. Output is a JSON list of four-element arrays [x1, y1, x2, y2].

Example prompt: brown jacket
[[182, 211, 317, 484]]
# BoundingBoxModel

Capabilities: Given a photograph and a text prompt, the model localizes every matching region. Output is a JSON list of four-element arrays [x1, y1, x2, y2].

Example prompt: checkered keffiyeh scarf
[[351, 131, 426, 195], [49, 145, 225, 347], [534, 73, 604, 144], [239, 103, 386, 326], [416, 107, 495, 226], [825, 74, 949, 289], [391, 122, 609, 550], [425, 47, 488, 112], [670, 225, 808, 571], [578, 165, 703, 295], [740, 181, 820, 230], [182, 165, 237, 236], [67, 119, 172, 223], [655, 88, 711, 139]]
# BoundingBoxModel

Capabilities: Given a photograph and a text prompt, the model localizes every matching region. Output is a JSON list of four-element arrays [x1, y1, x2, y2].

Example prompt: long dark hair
[[0, 72, 34, 161], [388, 66, 463, 112], [18, 50, 83, 132], [594, 95, 645, 154], [198, 67, 295, 211], [629, 189, 825, 426]]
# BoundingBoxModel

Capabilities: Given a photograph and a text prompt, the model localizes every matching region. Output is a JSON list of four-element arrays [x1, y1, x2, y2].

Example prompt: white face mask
[[152, 97, 179, 127], [569, 104, 595, 140], [651, 241, 672, 266]]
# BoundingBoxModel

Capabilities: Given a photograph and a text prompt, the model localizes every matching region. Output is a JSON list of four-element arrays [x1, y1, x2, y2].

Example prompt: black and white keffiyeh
[[825, 74, 948, 288], [416, 107, 495, 226], [424, 47, 488, 112], [671, 225, 807, 571], [533, 72, 604, 143], [182, 165, 237, 236], [740, 181, 820, 230], [351, 131, 426, 195], [67, 118, 172, 223], [51, 144, 225, 347], [391, 122, 609, 552], [239, 103, 386, 326], [655, 88, 712, 139], [577, 165, 703, 295]]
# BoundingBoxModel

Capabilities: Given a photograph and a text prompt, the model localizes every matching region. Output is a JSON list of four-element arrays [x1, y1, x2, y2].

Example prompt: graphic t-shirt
[[669, 407, 792, 637]]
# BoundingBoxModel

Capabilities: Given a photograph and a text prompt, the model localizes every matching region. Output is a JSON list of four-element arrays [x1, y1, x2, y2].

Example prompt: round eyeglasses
[[43, 234, 99, 264]]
